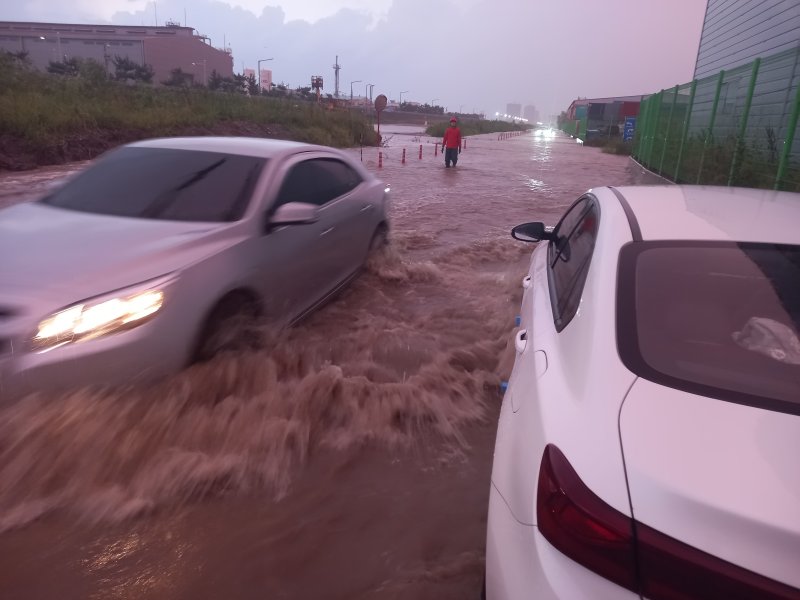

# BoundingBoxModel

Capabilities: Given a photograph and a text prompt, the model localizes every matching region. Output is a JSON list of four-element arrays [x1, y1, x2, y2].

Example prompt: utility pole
[[333, 55, 341, 98]]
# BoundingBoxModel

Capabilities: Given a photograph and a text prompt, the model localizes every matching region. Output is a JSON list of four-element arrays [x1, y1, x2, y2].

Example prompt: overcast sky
[[1, 0, 706, 118]]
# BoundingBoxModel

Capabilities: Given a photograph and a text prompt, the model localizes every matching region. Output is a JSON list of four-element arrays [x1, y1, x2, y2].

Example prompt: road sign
[[623, 116, 636, 141]]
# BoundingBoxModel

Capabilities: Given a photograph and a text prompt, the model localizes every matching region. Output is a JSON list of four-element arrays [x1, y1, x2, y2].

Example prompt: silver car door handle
[[522, 275, 532, 289], [360, 204, 373, 212], [320, 227, 335, 236], [515, 329, 528, 354]]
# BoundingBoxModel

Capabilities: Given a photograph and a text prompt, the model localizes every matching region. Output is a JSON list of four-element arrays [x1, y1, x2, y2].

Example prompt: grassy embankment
[[425, 120, 531, 138], [0, 55, 378, 171]]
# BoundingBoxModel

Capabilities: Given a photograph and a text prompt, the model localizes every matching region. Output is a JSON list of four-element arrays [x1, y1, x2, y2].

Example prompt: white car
[[0, 137, 389, 400], [486, 186, 800, 599]]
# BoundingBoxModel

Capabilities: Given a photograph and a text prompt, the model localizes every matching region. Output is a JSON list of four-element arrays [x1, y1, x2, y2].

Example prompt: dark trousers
[[444, 147, 459, 166]]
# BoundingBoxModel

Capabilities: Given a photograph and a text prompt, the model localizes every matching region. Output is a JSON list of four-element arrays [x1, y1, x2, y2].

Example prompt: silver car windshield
[[618, 241, 800, 416], [41, 147, 266, 222]]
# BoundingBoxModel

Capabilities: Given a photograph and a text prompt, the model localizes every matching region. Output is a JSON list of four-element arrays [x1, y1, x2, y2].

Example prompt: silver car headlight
[[32, 275, 174, 352]]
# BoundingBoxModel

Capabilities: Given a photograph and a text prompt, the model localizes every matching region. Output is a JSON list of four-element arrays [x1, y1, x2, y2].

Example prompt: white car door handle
[[515, 329, 528, 354], [360, 204, 373, 212], [522, 275, 532, 289], [320, 227, 335, 236]]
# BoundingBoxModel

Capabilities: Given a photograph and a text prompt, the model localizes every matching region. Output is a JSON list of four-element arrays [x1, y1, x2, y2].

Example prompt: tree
[[208, 69, 223, 91], [232, 73, 248, 94], [47, 58, 81, 77], [78, 59, 108, 85], [163, 67, 193, 87], [7, 50, 29, 67], [138, 63, 154, 83], [245, 73, 258, 96], [112, 56, 154, 83], [295, 85, 313, 99], [213, 74, 240, 93]]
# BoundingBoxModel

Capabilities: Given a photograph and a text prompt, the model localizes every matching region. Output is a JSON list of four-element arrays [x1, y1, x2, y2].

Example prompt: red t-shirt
[[442, 126, 462, 149]]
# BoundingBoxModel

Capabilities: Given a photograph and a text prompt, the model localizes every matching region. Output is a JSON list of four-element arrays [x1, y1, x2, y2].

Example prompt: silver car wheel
[[193, 294, 261, 362]]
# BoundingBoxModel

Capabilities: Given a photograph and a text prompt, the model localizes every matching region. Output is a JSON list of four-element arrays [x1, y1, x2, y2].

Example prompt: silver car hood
[[0, 203, 240, 305]]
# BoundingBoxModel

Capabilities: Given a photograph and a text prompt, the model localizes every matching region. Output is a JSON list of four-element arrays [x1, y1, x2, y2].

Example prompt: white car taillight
[[537, 444, 798, 599]]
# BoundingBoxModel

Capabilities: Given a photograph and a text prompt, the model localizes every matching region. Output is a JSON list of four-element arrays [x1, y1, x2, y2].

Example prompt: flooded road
[[0, 130, 662, 599]]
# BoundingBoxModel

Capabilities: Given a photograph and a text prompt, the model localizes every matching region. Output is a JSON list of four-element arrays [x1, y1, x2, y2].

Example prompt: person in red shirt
[[442, 117, 462, 168]]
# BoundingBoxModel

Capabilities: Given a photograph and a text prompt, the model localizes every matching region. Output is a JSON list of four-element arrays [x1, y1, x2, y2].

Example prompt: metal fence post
[[774, 79, 800, 190], [637, 97, 648, 163], [645, 91, 657, 167], [633, 98, 643, 158], [728, 58, 761, 186], [647, 90, 663, 167], [659, 85, 679, 174], [640, 95, 651, 165], [674, 80, 697, 183], [697, 69, 726, 184], [633, 98, 648, 162]]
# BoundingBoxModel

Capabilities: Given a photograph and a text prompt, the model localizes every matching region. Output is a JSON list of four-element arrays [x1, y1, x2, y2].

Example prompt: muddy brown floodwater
[[0, 129, 663, 600]]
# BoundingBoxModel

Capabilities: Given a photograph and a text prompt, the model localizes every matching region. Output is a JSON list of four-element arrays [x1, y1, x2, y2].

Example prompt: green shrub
[[601, 139, 632, 155], [0, 52, 378, 168], [425, 120, 529, 138]]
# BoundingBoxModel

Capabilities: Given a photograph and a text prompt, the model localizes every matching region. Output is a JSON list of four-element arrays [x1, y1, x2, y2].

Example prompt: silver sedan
[[0, 137, 390, 399]]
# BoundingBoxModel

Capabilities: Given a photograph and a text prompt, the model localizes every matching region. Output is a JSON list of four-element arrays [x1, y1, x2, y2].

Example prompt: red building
[[0, 21, 233, 85]]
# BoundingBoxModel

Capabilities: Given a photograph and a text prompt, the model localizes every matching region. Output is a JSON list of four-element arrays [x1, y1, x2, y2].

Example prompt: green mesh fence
[[633, 46, 800, 191], [560, 116, 587, 139]]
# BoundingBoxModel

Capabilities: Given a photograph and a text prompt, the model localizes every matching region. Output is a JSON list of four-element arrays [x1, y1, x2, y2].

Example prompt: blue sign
[[623, 116, 636, 141]]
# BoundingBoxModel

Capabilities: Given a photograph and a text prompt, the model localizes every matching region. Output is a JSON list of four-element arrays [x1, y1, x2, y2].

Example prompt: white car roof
[[128, 136, 337, 160], [608, 185, 800, 245]]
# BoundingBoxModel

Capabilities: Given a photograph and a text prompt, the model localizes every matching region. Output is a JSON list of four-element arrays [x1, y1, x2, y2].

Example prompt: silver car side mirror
[[269, 202, 319, 227]]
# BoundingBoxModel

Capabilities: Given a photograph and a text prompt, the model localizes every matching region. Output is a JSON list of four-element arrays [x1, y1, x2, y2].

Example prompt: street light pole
[[365, 82, 371, 106], [257, 57, 273, 93], [399, 90, 409, 104], [431, 98, 439, 113], [350, 79, 361, 102]]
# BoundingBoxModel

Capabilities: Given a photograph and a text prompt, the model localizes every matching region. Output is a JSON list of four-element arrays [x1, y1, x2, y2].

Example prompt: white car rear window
[[617, 242, 800, 415]]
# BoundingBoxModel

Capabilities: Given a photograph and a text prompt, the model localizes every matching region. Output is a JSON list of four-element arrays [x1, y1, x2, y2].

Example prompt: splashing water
[[0, 131, 664, 598]]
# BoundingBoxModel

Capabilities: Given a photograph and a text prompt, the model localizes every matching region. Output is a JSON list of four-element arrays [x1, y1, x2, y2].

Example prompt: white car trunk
[[619, 377, 800, 589]]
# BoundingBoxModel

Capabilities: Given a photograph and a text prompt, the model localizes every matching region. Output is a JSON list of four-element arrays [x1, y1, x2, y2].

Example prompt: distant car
[[0, 137, 390, 399], [486, 186, 800, 599]]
